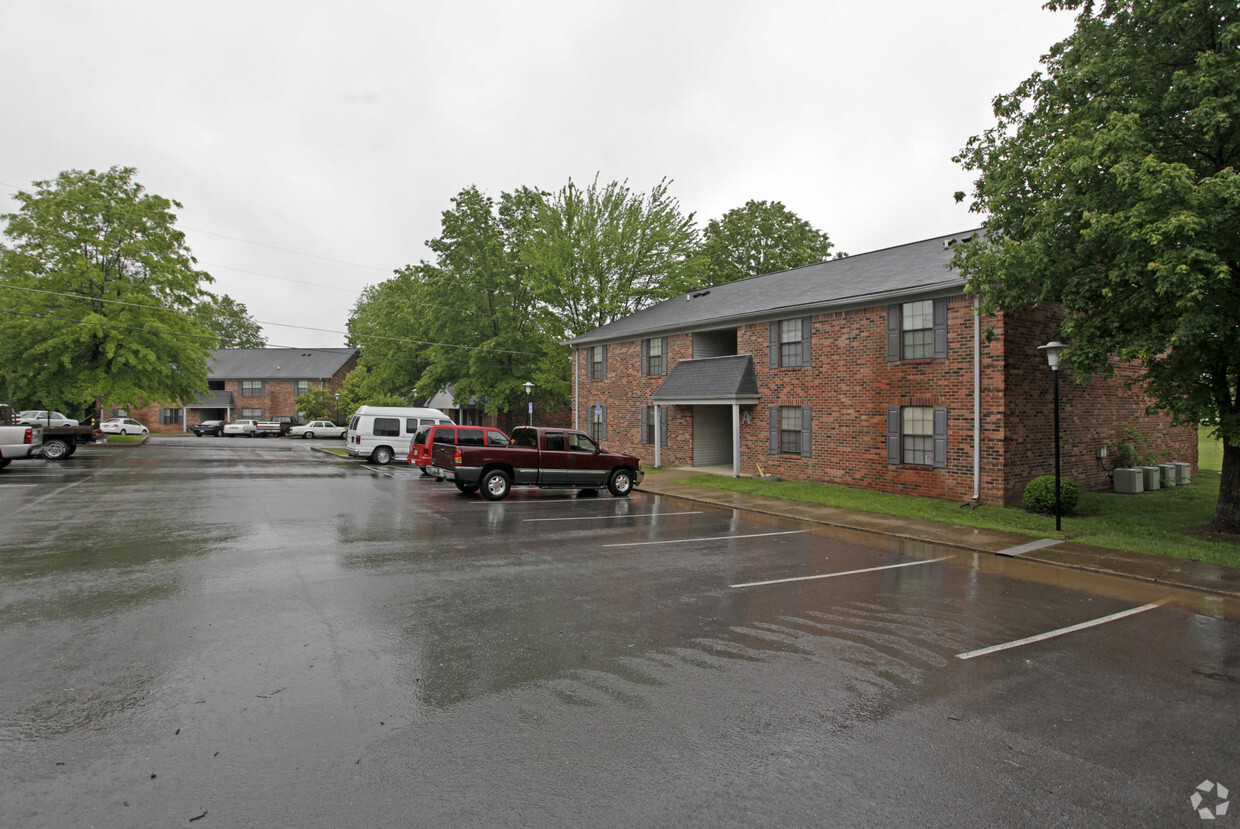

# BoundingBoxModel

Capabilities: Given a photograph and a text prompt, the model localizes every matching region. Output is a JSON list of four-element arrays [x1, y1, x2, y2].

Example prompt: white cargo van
[[346, 406, 454, 465]]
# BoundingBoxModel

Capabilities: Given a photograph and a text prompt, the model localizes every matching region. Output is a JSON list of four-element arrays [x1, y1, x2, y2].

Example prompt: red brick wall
[[574, 297, 1196, 505], [999, 306, 1196, 503]]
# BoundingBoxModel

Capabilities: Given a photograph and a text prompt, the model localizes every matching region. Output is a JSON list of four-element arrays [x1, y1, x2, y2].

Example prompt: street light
[[522, 381, 534, 426], [334, 392, 340, 424], [1038, 341, 1066, 531]]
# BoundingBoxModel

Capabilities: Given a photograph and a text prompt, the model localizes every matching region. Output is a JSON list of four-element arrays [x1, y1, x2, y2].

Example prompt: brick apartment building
[[566, 230, 1197, 505], [130, 347, 358, 433]]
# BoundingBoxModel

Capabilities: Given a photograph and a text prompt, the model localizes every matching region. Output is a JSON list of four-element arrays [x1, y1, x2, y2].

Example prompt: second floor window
[[769, 318, 812, 368], [293, 380, 311, 397], [643, 337, 667, 377], [887, 299, 947, 361], [590, 345, 607, 380], [240, 380, 264, 396]]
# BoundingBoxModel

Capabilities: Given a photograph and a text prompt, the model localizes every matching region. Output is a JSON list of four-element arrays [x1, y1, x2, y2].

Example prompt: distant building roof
[[208, 348, 358, 380], [567, 230, 980, 346]]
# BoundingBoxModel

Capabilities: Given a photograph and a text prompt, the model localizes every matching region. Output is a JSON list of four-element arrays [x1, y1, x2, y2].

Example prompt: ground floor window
[[240, 407, 265, 419], [769, 406, 811, 457], [642, 406, 668, 445], [160, 408, 183, 425], [887, 406, 947, 468], [590, 405, 607, 441]]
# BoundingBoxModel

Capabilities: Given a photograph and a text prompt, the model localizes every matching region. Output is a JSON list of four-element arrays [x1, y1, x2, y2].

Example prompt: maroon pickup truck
[[430, 426, 644, 501]]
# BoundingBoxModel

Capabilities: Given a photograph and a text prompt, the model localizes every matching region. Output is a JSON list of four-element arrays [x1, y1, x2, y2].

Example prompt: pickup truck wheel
[[480, 470, 511, 501], [607, 469, 634, 497], [371, 446, 393, 465], [0, 458, 11, 470], [303, 431, 314, 439], [42, 438, 71, 460]]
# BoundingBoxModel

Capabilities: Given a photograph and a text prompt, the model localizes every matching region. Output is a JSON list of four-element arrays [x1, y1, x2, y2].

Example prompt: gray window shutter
[[769, 322, 779, 368], [661, 337, 668, 375], [661, 407, 669, 446], [801, 317, 812, 366], [641, 339, 648, 377], [887, 305, 900, 361], [602, 345, 608, 380], [933, 299, 947, 359], [933, 407, 947, 468], [887, 407, 901, 464], [600, 406, 608, 441], [801, 407, 812, 456], [769, 407, 779, 454], [640, 406, 648, 444]]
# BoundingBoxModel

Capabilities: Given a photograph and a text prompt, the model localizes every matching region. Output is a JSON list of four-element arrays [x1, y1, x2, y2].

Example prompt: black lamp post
[[522, 381, 534, 426], [1038, 341, 1066, 531]]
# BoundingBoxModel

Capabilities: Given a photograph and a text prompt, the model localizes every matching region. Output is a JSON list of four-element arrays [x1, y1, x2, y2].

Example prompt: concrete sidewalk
[[635, 467, 1240, 599]]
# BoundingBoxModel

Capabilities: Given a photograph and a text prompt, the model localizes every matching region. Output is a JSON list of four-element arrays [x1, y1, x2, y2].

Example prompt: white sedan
[[100, 417, 149, 436], [286, 420, 348, 439], [18, 410, 79, 427]]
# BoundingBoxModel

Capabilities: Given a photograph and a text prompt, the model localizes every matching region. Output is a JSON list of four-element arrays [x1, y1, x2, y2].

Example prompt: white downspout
[[572, 346, 579, 431], [973, 298, 982, 503]]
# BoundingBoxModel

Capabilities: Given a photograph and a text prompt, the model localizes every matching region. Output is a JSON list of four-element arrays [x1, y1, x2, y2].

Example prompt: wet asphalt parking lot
[[1, 437, 1238, 827]]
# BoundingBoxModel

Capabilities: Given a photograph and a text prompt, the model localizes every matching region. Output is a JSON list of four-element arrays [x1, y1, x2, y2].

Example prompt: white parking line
[[997, 538, 1063, 557], [955, 599, 1170, 660], [731, 556, 950, 589], [603, 530, 810, 548], [526, 511, 704, 522]]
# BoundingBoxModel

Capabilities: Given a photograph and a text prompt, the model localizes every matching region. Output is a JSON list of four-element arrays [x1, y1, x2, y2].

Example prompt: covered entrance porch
[[650, 355, 759, 478]]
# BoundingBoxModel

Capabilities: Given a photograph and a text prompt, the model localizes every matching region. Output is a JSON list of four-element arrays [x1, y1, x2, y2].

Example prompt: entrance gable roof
[[651, 355, 760, 405], [568, 230, 979, 347]]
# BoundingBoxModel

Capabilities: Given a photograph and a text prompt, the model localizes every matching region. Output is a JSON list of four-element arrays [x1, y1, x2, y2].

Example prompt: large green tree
[[522, 176, 705, 339], [952, 0, 1240, 531], [0, 167, 215, 414], [700, 199, 836, 285], [348, 186, 559, 429], [192, 293, 266, 348]]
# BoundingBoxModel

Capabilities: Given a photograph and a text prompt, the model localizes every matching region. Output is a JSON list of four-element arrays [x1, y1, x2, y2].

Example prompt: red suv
[[408, 424, 510, 473]]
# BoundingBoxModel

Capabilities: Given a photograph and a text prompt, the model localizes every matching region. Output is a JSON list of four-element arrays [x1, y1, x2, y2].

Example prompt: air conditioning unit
[[1173, 462, 1191, 485], [1139, 466, 1161, 491], [1113, 468, 1143, 494], [1159, 463, 1178, 487]]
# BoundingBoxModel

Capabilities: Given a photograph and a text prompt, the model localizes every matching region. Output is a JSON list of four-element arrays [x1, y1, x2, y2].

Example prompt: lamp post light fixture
[[1038, 341, 1067, 531], [334, 392, 340, 424], [522, 381, 534, 426]]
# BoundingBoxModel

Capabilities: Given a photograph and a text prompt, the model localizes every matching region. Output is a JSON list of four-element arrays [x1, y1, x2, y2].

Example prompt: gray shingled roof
[[208, 348, 357, 380], [567, 229, 979, 346], [652, 355, 760, 403]]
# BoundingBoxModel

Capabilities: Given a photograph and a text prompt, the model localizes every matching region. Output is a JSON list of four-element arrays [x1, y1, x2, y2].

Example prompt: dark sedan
[[190, 420, 226, 437]]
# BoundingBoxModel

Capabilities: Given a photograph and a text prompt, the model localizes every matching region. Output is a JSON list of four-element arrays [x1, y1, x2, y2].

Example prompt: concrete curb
[[634, 473, 1240, 600]]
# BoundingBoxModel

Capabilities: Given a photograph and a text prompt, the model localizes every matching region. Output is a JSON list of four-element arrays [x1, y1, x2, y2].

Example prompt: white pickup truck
[[222, 419, 282, 437], [1, 408, 44, 469]]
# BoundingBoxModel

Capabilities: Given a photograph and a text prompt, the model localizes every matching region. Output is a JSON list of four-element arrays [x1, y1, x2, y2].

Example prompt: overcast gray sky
[[2, 1, 1077, 348]]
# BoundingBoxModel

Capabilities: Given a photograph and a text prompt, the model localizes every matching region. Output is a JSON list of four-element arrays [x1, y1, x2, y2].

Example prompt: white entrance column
[[732, 403, 741, 477], [653, 403, 661, 469]]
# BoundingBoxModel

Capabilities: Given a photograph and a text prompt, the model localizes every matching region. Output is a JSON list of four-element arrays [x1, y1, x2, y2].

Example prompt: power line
[[0, 179, 394, 273], [0, 284, 545, 356]]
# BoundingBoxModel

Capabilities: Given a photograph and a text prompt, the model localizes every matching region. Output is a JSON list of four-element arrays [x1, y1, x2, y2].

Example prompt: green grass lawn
[[686, 428, 1238, 567]]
